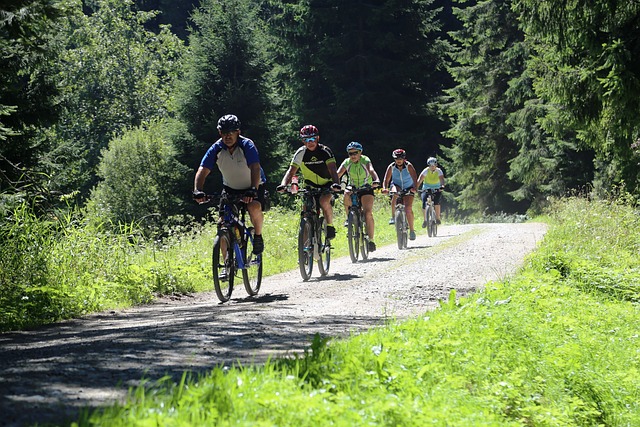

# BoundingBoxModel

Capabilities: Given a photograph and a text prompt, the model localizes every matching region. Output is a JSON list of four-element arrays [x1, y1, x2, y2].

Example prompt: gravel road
[[0, 222, 547, 427]]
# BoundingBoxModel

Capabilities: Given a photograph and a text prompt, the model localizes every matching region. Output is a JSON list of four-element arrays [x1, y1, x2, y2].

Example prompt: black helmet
[[217, 114, 241, 132]]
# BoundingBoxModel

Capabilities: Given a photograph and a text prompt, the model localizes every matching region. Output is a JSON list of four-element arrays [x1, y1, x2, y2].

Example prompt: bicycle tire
[[242, 227, 262, 296], [426, 206, 434, 237], [213, 231, 234, 302], [347, 209, 360, 263], [360, 212, 369, 260], [298, 218, 313, 281], [395, 209, 406, 249], [430, 206, 438, 237], [317, 217, 331, 276]]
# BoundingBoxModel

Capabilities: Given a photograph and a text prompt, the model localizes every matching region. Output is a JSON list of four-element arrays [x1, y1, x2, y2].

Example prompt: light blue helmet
[[346, 141, 363, 152]]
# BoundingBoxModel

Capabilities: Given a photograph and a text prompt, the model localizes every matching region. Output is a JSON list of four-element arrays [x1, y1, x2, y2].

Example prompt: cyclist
[[337, 141, 381, 252], [381, 148, 418, 240], [276, 124, 341, 239], [193, 114, 267, 254], [417, 156, 445, 227]]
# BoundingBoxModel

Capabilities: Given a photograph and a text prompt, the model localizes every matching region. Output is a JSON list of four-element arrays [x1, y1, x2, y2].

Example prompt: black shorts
[[222, 184, 268, 211], [421, 189, 442, 208]]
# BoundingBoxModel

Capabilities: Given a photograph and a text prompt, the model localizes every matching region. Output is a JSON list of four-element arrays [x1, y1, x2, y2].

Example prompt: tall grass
[[71, 195, 640, 426], [0, 194, 401, 332]]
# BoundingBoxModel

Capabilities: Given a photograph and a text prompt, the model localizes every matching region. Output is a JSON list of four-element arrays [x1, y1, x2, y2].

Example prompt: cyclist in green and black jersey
[[277, 125, 341, 239]]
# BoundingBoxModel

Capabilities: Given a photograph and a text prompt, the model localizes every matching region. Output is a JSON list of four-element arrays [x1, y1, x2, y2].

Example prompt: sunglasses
[[348, 151, 360, 156], [303, 137, 318, 143]]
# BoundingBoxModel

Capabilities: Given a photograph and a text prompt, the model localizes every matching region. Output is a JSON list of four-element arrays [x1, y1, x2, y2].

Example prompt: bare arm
[[194, 166, 211, 192], [280, 165, 299, 186], [368, 162, 380, 182], [327, 161, 340, 184], [408, 163, 418, 189], [382, 164, 392, 190]]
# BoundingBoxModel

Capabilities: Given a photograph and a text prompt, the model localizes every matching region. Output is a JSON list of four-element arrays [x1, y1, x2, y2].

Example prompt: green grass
[[67, 195, 640, 426]]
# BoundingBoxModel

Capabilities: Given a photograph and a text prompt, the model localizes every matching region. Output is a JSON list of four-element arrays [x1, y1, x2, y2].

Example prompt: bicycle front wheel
[[429, 206, 438, 237], [360, 212, 369, 260], [317, 217, 331, 276], [347, 210, 360, 263], [395, 209, 407, 249], [242, 227, 262, 296], [213, 231, 234, 302], [298, 218, 313, 281]]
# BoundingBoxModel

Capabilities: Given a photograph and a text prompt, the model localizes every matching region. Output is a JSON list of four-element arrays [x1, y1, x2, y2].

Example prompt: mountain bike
[[420, 188, 440, 237], [391, 188, 413, 250], [287, 186, 334, 281], [345, 184, 374, 263], [205, 192, 263, 302]]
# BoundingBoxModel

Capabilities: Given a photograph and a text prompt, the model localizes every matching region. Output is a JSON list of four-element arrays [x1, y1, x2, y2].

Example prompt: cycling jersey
[[200, 136, 266, 190], [389, 161, 415, 191], [291, 144, 336, 186], [339, 155, 374, 187], [420, 167, 444, 190]]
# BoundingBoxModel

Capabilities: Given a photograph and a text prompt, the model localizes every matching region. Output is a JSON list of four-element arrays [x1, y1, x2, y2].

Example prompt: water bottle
[[291, 175, 299, 194]]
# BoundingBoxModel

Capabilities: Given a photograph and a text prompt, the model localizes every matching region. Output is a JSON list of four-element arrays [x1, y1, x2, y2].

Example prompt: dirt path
[[0, 222, 547, 427]]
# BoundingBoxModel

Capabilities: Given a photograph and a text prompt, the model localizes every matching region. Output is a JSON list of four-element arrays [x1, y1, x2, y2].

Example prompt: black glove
[[331, 183, 342, 192], [192, 190, 206, 200], [244, 187, 257, 199], [372, 180, 381, 188], [276, 184, 287, 193]]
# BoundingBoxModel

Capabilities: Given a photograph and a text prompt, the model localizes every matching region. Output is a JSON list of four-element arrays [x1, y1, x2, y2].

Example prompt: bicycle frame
[[217, 195, 251, 270]]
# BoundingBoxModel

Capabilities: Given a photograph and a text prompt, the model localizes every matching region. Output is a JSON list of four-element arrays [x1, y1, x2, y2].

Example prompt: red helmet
[[392, 148, 406, 159], [299, 125, 319, 138]]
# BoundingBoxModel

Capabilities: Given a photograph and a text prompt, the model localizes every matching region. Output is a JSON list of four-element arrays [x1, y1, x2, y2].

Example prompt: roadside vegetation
[[0, 194, 408, 332], [62, 195, 639, 426]]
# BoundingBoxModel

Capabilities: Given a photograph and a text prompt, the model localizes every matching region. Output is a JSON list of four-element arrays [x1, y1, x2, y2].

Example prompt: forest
[[2, 0, 640, 226]]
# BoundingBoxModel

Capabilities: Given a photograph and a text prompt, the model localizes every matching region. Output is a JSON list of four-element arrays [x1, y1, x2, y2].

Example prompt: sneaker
[[218, 267, 228, 281], [436, 219, 441, 225], [343, 220, 349, 227], [388, 218, 395, 225], [422, 220, 427, 228], [252, 234, 264, 254], [409, 230, 416, 240], [367, 241, 376, 252], [326, 225, 336, 240]]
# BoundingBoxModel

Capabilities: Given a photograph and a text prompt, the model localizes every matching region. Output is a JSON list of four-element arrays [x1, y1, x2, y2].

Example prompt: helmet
[[346, 141, 363, 152], [427, 157, 437, 166], [217, 114, 241, 132], [392, 149, 406, 159], [299, 125, 319, 138]]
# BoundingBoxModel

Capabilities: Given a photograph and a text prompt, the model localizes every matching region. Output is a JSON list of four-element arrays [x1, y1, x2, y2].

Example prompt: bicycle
[[285, 186, 334, 281], [420, 188, 440, 237], [203, 192, 263, 302], [345, 184, 374, 263], [390, 188, 413, 250]]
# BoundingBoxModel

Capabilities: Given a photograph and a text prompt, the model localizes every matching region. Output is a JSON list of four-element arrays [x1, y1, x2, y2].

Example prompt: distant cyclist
[[193, 114, 267, 254], [381, 148, 418, 240], [276, 124, 341, 239], [417, 156, 445, 227], [337, 141, 381, 252]]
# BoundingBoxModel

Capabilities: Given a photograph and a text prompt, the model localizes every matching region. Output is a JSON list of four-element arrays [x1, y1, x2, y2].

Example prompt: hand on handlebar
[[193, 190, 206, 204], [331, 183, 342, 192], [276, 184, 287, 193], [381, 188, 389, 194], [372, 180, 381, 189]]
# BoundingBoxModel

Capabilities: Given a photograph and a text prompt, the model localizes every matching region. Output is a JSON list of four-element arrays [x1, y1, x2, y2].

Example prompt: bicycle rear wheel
[[317, 217, 331, 276], [395, 209, 407, 249], [298, 218, 313, 281], [213, 231, 234, 302], [242, 227, 262, 296], [347, 210, 360, 263]]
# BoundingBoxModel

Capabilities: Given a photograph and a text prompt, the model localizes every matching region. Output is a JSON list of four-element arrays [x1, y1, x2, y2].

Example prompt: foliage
[[47, 0, 185, 199], [74, 196, 640, 426], [513, 0, 640, 195], [266, 0, 452, 167], [88, 119, 190, 231]]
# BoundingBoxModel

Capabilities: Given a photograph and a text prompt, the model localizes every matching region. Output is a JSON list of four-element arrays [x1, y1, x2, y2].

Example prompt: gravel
[[0, 222, 547, 427]]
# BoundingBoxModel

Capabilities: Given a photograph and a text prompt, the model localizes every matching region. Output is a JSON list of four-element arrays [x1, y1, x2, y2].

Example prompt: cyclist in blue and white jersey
[[193, 114, 266, 254], [381, 148, 418, 240]]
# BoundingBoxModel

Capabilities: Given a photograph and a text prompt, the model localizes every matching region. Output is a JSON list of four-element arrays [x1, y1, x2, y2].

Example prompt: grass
[[0, 194, 410, 331], [65, 195, 640, 426]]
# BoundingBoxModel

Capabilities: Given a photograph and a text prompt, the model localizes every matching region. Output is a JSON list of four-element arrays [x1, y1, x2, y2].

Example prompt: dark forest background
[[3, 0, 640, 230]]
